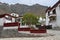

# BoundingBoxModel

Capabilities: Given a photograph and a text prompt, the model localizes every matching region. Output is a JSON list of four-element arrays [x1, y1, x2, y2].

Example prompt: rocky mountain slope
[[0, 2, 48, 17]]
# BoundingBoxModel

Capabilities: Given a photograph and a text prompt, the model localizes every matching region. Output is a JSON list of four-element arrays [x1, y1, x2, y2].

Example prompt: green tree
[[22, 13, 39, 25]]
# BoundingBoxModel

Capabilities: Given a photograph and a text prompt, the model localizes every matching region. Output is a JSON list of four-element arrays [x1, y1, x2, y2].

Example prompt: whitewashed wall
[[0, 18, 5, 26], [56, 4, 60, 27], [4, 18, 11, 23], [46, 12, 49, 25], [3, 26, 18, 30], [49, 22, 57, 28], [0, 18, 12, 26], [0, 17, 15, 26], [20, 25, 29, 28], [5, 17, 15, 23], [12, 18, 15, 22], [46, 4, 60, 27]]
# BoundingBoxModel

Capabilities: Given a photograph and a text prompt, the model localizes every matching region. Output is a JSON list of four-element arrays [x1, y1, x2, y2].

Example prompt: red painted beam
[[18, 28, 46, 33], [30, 29, 46, 33], [18, 28, 30, 31], [0, 15, 5, 18], [4, 22, 20, 27]]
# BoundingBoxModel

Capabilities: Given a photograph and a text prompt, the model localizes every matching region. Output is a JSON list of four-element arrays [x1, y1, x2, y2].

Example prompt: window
[[5, 15, 12, 20], [49, 16, 56, 23], [53, 9, 56, 14], [48, 11, 50, 16]]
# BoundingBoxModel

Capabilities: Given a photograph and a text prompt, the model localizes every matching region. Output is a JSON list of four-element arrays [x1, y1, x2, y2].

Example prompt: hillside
[[0, 2, 48, 17]]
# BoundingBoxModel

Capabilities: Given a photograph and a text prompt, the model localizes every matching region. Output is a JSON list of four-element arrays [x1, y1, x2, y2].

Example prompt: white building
[[0, 13, 21, 29], [0, 13, 20, 23], [46, 0, 60, 28]]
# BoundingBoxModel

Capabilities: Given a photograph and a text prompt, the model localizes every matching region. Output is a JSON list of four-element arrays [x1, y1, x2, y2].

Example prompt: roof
[[0, 14, 19, 18], [46, 0, 60, 13], [45, 7, 51, 13], [51, 0, 60, 9]]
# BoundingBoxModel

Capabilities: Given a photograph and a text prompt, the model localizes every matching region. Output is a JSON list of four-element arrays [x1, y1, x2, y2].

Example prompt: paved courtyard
[[0, 30, 60, 40]]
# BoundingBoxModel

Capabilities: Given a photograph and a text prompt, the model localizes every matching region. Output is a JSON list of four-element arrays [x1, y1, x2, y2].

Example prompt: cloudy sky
[[0, 0, 59, 6]]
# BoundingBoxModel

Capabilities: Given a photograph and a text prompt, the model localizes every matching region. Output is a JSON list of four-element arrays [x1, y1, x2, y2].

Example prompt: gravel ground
[[0, 29, 53, 38], [0, 35, 60, 40], [0, 30, 60, 40]]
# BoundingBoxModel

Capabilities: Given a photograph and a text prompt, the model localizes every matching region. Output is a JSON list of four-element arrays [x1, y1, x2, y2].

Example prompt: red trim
[[0, 14, 19, 18], [45, 7, 51, 13], [30, 29, 46, 33], [4, 22, 20, 27], [51, 0, 60, 10], [18, 28, 30, 31], [18, 26, 46, 33], [4, 14, 19, 18], [18, 23, 20, 28], [0, 14, 5, 18], [18, 28, 46, 33]]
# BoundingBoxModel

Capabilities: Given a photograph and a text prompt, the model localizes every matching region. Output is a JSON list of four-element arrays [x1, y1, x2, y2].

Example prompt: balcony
[[48, 14, 56, 17], [49, 16, 56, 23], [48, 9, 56, 16]]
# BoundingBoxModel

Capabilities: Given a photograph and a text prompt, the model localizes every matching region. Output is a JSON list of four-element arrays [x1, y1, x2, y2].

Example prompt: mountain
[[27, 4, 48, 17], [0, 2, 11, 15], [0, 2, 48, 17]]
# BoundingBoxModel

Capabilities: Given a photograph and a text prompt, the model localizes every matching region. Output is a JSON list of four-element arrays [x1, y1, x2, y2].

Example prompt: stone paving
[[0, 29, 53, 38], [0, 30, 60, 40], [0, 35, 60, 40]]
